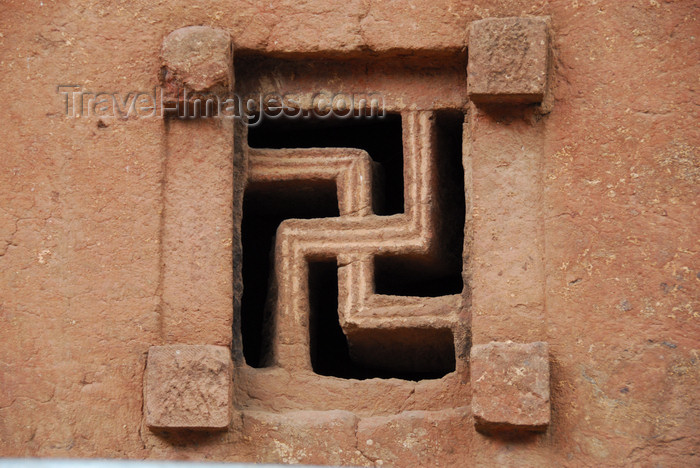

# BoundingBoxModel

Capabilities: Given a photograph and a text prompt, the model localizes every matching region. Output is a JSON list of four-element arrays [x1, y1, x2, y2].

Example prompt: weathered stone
[[144, 345, 232, 430], [468, 104, 546, 345], [160, 26, 233, 105], [2, 1, 699, 466], [242, 410, 367, 466], [467, 17, 549, 104], [471, 341, 550, 433], [357, 409, 472, 466], [160, 118, 235, 346]]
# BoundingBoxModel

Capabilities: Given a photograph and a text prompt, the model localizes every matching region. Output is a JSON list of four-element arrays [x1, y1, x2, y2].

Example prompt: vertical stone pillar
[[161, 118, 234, 346], [144, 26, 235, 431], [466, 17, 552, 438], [467, 105, 546, 345]]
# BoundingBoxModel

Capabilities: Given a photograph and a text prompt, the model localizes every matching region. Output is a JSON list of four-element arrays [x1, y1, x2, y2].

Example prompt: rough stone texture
[[471, 342, 550, 433], [144, 345, 232, 430], [468, 103, 546, 344], [0, 1, 698, 466], [236, 55, 468, 112], [468, 17, 549, 103], [160, 118, 235, 346], [356, 408, 472, 466], [160, 26, 233, 105], [242, 410, 366, 466]]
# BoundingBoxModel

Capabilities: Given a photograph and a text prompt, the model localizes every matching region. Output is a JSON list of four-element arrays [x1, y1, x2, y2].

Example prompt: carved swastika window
[[147, 20, 553, 436], [240, 109, 465, 381]]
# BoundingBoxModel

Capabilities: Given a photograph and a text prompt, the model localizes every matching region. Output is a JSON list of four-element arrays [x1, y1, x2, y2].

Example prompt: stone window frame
[[143, 16, 553, 436]]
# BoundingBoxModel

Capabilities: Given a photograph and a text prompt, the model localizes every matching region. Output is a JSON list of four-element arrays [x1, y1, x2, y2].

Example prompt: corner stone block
[[160, 26, 233, 105], [144, 344, 232, 430], [467, 17, 549, 104], [471, 341, 550, 434]]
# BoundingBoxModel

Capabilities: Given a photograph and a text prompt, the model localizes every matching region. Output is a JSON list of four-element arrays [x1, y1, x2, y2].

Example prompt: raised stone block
[[160, 26, 233, 106], [467, 17, 549, 104], [471, 341, 550, 433], [144, 344, 232, 430]]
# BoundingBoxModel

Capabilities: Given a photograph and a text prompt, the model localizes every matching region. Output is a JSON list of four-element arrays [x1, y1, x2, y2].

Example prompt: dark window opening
[[248, 113, 404, 215], [309, 260, 455, 380], [241, 112, 463, 377], [374, 110, 465, 297], [374, 255, 465, 297], [241, 180, 339, 368]]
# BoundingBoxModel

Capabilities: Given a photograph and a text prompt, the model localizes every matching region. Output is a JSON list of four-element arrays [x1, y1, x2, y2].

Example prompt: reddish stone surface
[[467, 103, 546, 345], [242, 410, 366, 465], [0, 0, 698, 466], [468, 17, 549, 103], [356, 409, 472, 466], [160, 118, 235, 347], [160, 26, 233, 104], [144, 345, 232, 430], [471, 342, 550, 433]]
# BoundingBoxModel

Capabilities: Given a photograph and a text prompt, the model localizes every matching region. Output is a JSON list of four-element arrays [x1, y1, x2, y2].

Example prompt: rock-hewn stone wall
[[0, 1, 697, 466]]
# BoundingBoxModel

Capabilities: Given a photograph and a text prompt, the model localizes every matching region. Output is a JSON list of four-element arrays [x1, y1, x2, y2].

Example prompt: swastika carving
[[145, 17, 553, 436], [244, 111, 465, 376]]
